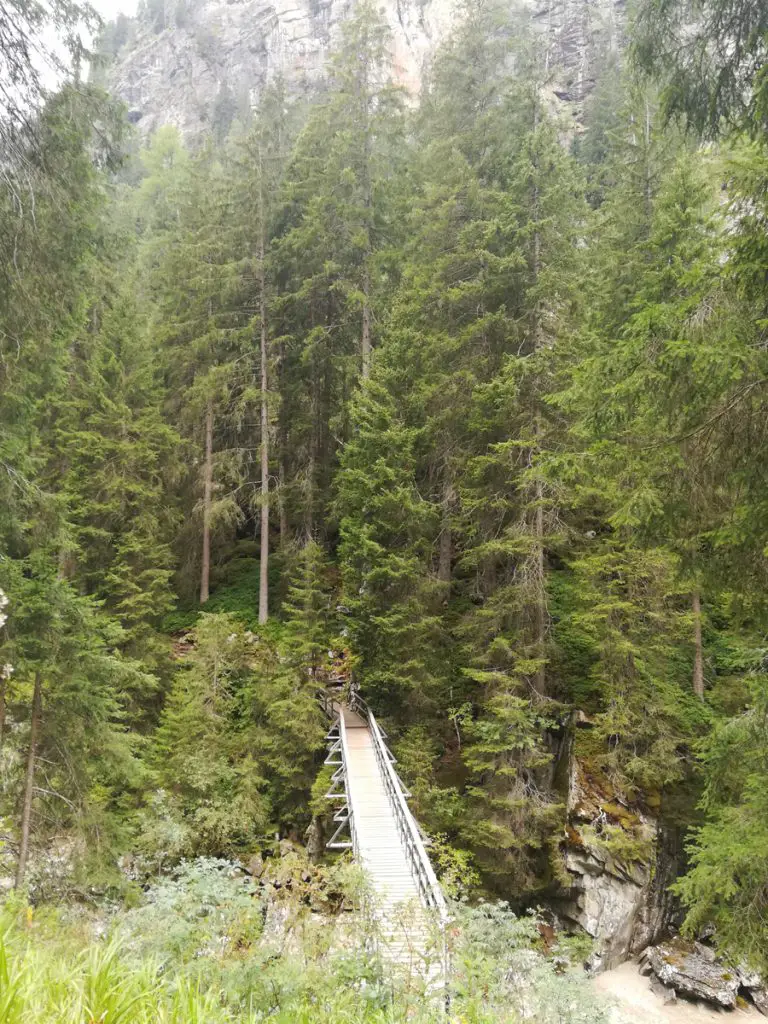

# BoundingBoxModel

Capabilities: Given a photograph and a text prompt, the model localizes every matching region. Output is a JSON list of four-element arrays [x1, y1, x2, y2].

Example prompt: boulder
[[245, 853, 265, 878], [737, 966, 768, 1017], [644, 942, 741, 1008]]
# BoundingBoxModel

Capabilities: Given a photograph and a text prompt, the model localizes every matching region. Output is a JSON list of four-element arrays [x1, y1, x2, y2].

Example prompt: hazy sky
[[37, 0, 140, 86], [90, 0, 140, 19]]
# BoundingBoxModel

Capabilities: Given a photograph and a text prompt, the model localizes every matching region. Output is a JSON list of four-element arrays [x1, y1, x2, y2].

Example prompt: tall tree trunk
[[258, 150, 270, 625], [0, 677, 6, 751], [360, 49, 373, 379], [15, 672, 42, 888], [692, 588, 705, 699], [532, 473, 546, 696], [361, 279, 372, 379], [200, 401, 213, 604]]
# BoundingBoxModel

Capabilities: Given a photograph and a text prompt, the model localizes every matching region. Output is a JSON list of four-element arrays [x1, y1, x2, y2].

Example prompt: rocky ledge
[[639, 940, 768, 1015]]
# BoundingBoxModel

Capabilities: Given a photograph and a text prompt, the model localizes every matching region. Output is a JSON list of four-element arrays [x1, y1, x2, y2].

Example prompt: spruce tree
[[49, 285, 180, 669], [337, 378, 445, 717], [271, 0, 408, 539], [151, 613, 269, 857]]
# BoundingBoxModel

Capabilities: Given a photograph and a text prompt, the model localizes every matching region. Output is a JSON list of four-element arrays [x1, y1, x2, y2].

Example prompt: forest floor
[[593, 961, 763, 1023]]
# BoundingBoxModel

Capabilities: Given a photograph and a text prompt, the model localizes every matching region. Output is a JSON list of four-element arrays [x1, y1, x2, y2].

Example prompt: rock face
[[103, 0, 623, 140], [553, 728, 678, 971], [561, 843, 654, 970], [107, 0, 453, 138]]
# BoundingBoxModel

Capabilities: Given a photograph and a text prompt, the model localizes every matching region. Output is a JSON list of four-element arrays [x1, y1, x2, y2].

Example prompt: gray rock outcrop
[[642, 942, 741, 1009], [102, 0, 624, 140], [554, 742, 677, 971], [738, 966, 768, 1017]]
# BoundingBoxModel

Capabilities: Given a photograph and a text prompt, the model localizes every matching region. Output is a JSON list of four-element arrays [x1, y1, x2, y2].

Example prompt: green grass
[[0, 859, 612, 1023]]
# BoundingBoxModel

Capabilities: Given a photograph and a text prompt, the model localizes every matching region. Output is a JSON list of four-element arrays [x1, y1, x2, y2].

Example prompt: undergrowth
[[0, 858, 610, 1023]]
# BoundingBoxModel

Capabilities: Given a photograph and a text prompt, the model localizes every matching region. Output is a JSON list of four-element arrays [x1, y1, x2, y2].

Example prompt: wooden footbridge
[[320, 690, 450, 988]]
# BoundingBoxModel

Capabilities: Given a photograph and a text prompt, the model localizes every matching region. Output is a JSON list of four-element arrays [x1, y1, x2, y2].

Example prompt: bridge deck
[[340, 706, 427, 964]]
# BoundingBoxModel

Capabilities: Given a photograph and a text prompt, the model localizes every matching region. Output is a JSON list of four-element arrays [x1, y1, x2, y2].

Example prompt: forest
[[0, 0, 767, 1018]]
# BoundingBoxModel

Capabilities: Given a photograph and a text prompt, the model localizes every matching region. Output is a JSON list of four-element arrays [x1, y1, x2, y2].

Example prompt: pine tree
[[230, 82, 293, 622], [49, 285, 180, 669], [0, 563, 149, 886], [151, 613, 269, 857], [271, 0, 408, 539], [672, 673, 768, 973], [282, 540, 337, 677], [152, 145, 256, 604], [337, 378, 446, 717]]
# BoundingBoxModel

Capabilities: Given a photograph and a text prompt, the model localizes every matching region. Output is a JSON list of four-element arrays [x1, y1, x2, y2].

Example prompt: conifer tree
[[338, 379, 446, 716], [0, 564, 149, 886], [152, 613, 269, 856], [152, 146, 256, 603], [282, 540, 337, 678], [272, 0, 408, 538], [231, 83, 293, 622], [49, 285, 180, 668]]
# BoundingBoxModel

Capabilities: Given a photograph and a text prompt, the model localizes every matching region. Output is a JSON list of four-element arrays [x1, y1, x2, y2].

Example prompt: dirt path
[[593, 960, 763, 1023]]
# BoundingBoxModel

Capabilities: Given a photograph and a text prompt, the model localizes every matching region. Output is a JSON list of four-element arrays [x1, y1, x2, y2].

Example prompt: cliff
[[101, 0, 624, 140]]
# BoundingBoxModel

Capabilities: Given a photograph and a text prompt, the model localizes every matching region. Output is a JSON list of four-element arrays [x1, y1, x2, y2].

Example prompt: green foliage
[[564, 543, 705, 796], [144, 612, 325, 864], [338, 378, 445, 714], [49, 284, 181, 668], [673, 674, 768, 973], [633, 0, 768, 138], [122, 858, 263, 967], [0, 881, 612, 1023], [6, 0, 768, 978], [148, 614, 271, 860], [452, 902, 610, 1023], [282, 540, 337, 674], [579, 823, 655, 866], [0, 563, 149, 886]]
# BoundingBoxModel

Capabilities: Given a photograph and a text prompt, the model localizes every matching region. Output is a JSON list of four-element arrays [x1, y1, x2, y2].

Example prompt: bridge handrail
[[337, 701, 359, 857], [349, 692, 449, 925]]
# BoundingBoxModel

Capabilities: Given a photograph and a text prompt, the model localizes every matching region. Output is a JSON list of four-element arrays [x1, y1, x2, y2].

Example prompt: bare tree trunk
[[15, 672, 41, 888], [0, 678, 6, 751], [361, 283, 372, 379], [692, 588, 704, 699], [258, 150, 270, 625], [360, 47, 373, 379], [533, 474, 546, 696], [200, 401, 213, 604]]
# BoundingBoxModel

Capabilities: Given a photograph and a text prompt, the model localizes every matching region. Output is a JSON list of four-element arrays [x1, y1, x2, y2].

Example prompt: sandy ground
[[592, 960, 764, 1024]]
